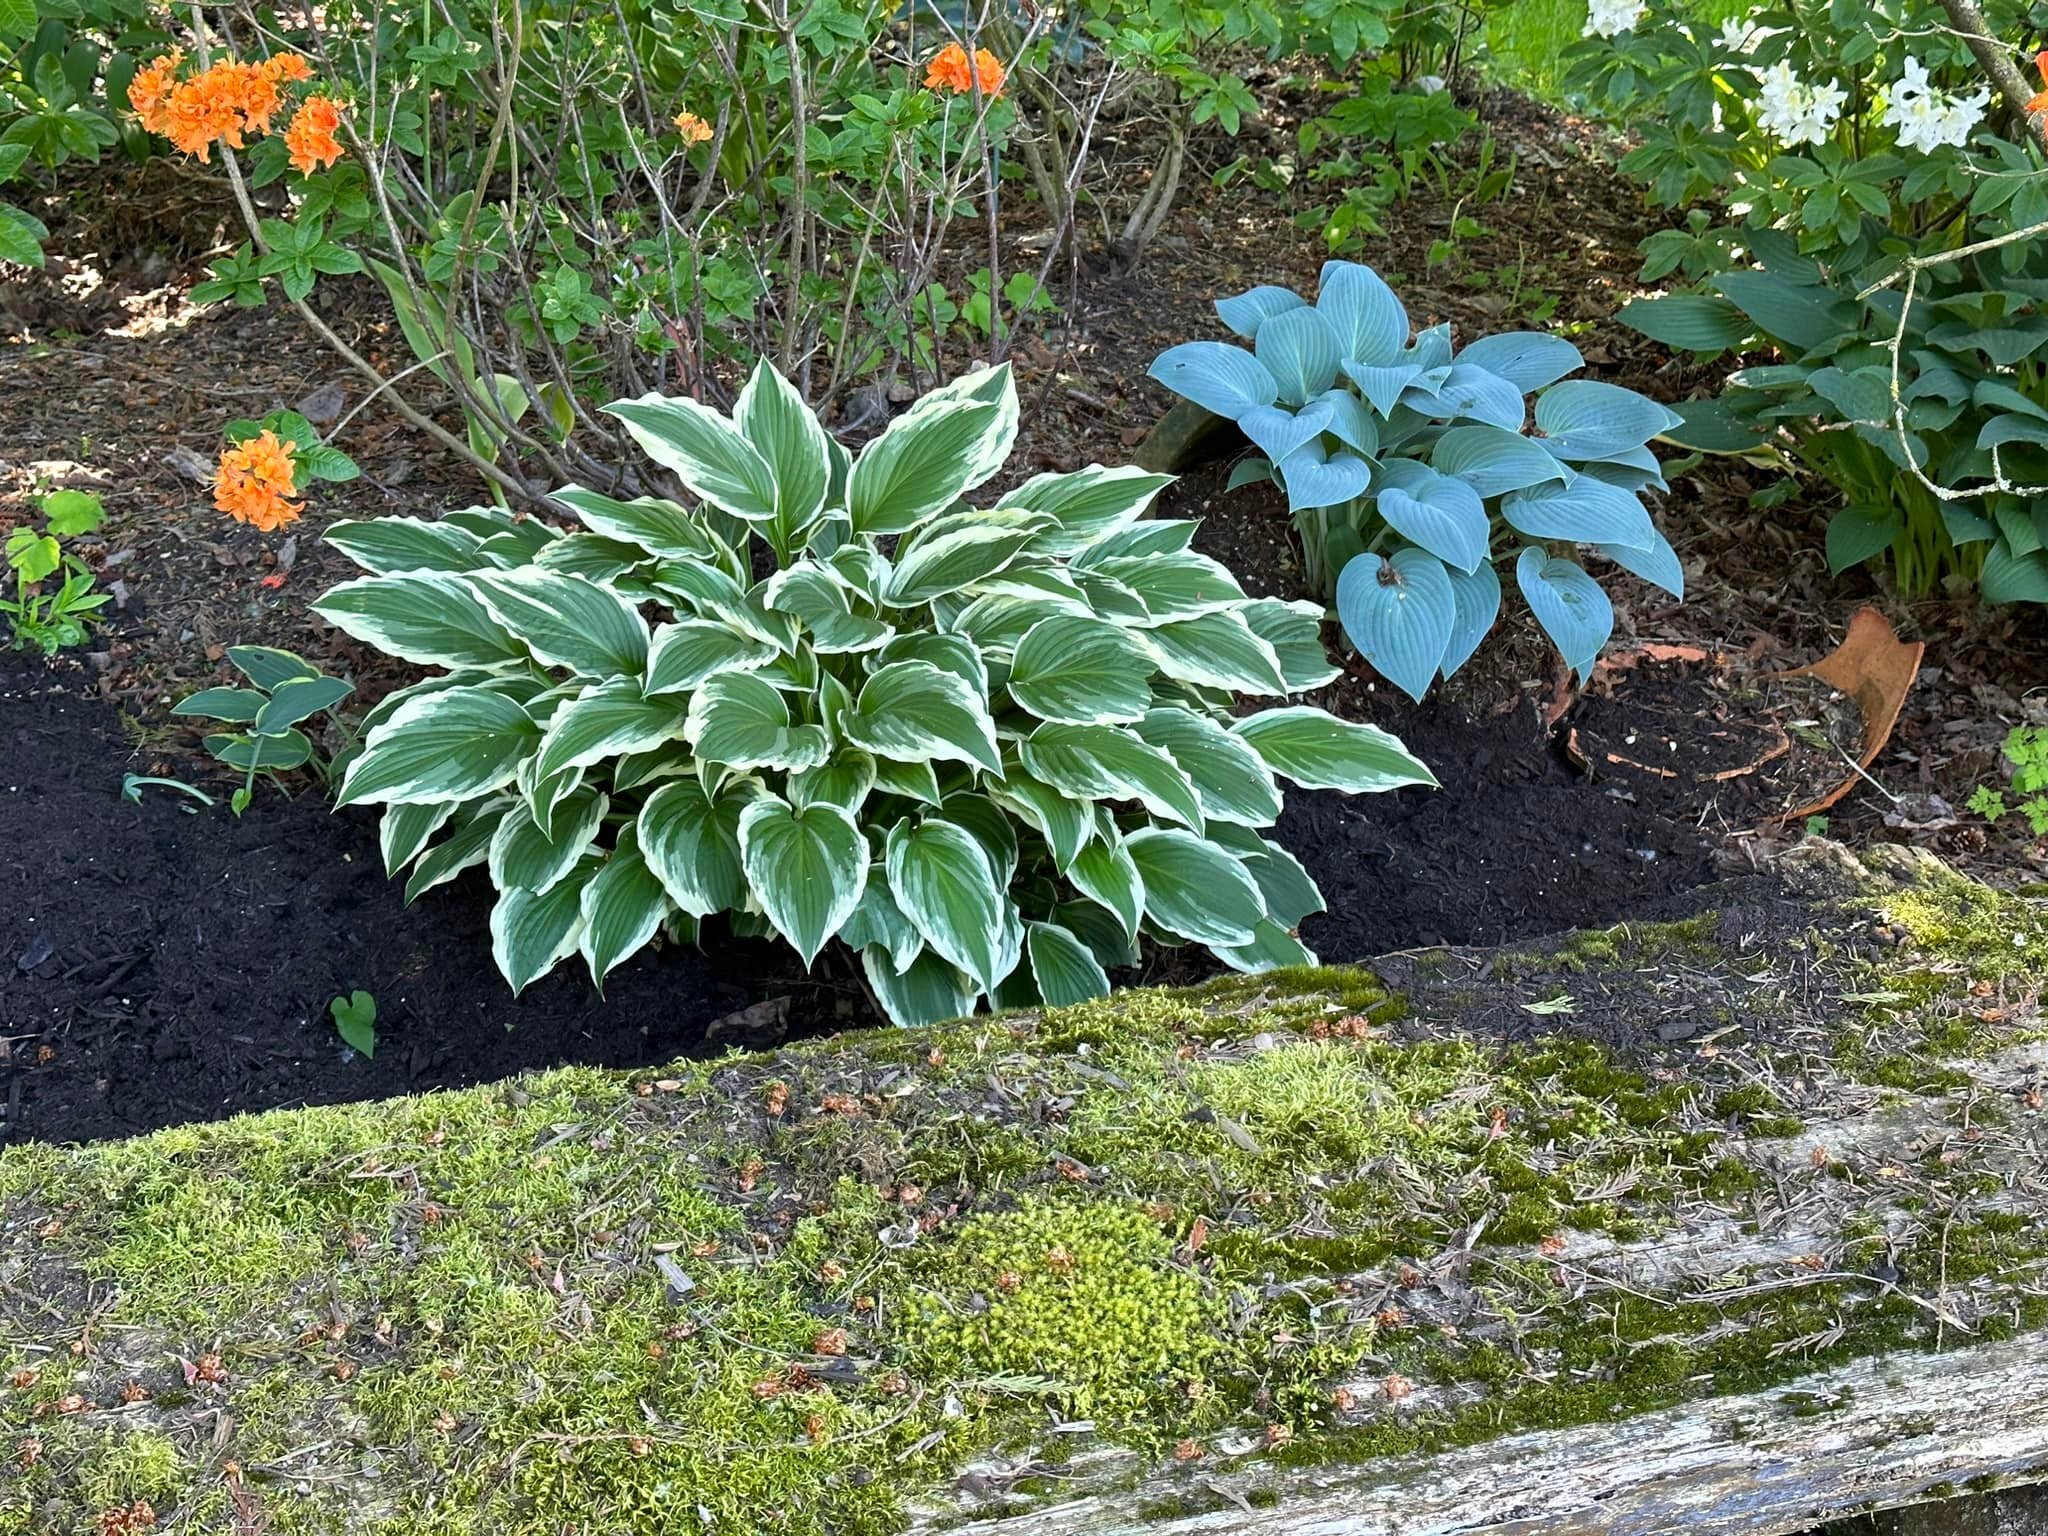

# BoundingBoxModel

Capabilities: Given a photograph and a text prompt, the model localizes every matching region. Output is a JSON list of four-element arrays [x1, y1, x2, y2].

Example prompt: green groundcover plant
[[1568, 0, 2048, 601], [1151, 260, 1685, 699], [314, 363, 1434, 1024]]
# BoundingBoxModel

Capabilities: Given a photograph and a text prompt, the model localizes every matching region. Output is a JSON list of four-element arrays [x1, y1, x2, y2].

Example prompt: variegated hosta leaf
[[1139, 611, 1289, 695], [337, 687, 540, 807], [490, 789, 607, 896], [884, 508, 1053, 606], [646, 620, 781, 695], [380, 801, 456, 877], [849, 396, 1007, 538], [1018, 723, 1205, 833], [734, 358, 831, 541], [533, 679, 685, 785], [639, 776, 755, 918], [988, 770, 1095, 868], [1124, 827, 1266, 947], [1134, 707, 1283, 827], [492, 854, 600, 994], [604, 393, 780, 521], [548, 484, 727, 562], [1066, 827, 1145, 939], [840, 873, 922, 974], [1232, 706, 1437, 793], [1006, 615, 1153, 725], [737, 798, 867, 966], [1009, 464, 1176, 556], [885, 817, 1009, 995], [580, 824, 673, 985], [685, 672, 830, 772], [839, 662, 1001, 775], [1026, 920, 1112, 1005], [1243, 598, 1344, 692], [863, 946, 976, 1028], [327, 516, 486, 575], [470, 567, 650, 679], [314, 573, 526, 670], [404, 800, 513, 902]]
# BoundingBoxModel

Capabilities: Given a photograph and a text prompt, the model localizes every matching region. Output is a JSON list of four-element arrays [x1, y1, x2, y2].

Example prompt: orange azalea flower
[[924, 41, 1005, 99], [127, 49, 184, 136], [213, 430, 304, 532], [260, 53, 315, 84], [673, 109, 713, 144], [2028, 50, 2048, 141], [162, 68, 249, 160], [222, 61, 282, 136], [284, 95, 346, 176]]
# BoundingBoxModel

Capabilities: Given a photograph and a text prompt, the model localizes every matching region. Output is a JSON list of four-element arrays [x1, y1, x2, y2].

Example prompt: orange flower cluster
[[213, 430, 304, 532], [924, 42, 1005, 99], [2029, 51, 2048, 143], [128, 50, 338, 171], [285, 96, 346, 175], [673, 109, 713, 145]]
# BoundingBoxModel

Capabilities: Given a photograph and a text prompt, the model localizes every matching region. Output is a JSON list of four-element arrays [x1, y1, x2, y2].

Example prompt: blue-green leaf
[[1335, 548, 1456, 703], [1515, 548, 1612, 677]]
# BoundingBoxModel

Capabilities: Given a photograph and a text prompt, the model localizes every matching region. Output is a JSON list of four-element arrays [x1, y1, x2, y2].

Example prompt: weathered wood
[[927, 1327, 2048, 1534], [1, 843, 2043, 1535]]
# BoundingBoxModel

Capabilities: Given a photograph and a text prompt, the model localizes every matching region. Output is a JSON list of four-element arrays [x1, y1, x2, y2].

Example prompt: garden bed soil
[[5, 91, 2048, 1144]]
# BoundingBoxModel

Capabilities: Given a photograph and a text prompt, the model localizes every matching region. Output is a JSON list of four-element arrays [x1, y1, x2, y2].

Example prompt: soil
[[2, 87, 2042, 1144]]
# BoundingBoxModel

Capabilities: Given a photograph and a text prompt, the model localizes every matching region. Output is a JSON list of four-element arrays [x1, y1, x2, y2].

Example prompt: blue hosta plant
[[1148, 261, 1686, 700], [312, 362, 1433, 1025]]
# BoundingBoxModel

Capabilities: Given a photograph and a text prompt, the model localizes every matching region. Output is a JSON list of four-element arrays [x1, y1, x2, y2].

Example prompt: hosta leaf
[[738, 798, 867, 965], [841, 873, 923, 974], [1453, 332, 1583, 392], [639, 775, 756, 917], [254, 675, 353, 734], [1515, 547, 1613, 677], [885, 509, 1051, 605], [685, 672, 830, 772], [646, 620, 780, 694], [1232, 706, 1436, 793], [1432, 425, 1573, 498], [863, 946, 976, 1027], [1278, 440, 1374, 514], [877, 631, 988, 695], [1140, 610, 1289, 695], [314, 573, 526, 670], [886, 818, 1008, 993], [1335, 548, 1454, 704], [1215, 918, 1318, 973], [1824, 506, 1903, 575], [1243, 599, 1343, 692], [405, 801, 512, 902], [580, 825, 673, 986], [1008, 615, 1153, 724], [849, 397, 1005, 537], [337, 686, 540, 807], [1147, 341, 1280, 419], [534, 678, 684, 784], [325, 516, 485, 574], [1125, 827, 1265, 947], [1441, 558, 1503, 680], [840, 661, 1001, 775], [988, 770, 1095, 867], [1090, 552, 1247, 620], [1597, 530, 1686, 598], [1215, 283, 1306, 339], [1533, 380, 1684, 459], [1021, 723, 1206, 832], [605, 393, 780, 521], [1407, 363, 1527, 431], [873, 757, 944, 805], [900, 363, 1019, 488], [173, 687, 265, 724], [471, 568, 650, 678], [1372, 461, 1490, 573], [380, 801, 456, 877], [1500, 477, 1658, 549], [1619, 294, 1750, 353], [1007, 464, 1176, 555], [734, 357, 831, 538], [789, 749, 877, 814], [549, 484, 726, 562], [1027, 921, 1111, 1006], [1317, 388, 1382, 456], [204, 730, 313, 771], [1256, 305, 1343, 406], [491, 854, 599, 993], [490, 789, 606, 895], [1068, 831, 1144, 939], [1317, 260, 1410, 366], [1211, 825, 1325, 928], [1135, 706, 1282, 826]]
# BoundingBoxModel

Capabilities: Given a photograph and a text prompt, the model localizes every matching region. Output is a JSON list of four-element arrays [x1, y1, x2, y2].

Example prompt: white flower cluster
[[1880, 56, 1989, 153], [1713, 13, 1778, 55], [1584, 0, 1648, 39], [1756, 61, 1847, 146]]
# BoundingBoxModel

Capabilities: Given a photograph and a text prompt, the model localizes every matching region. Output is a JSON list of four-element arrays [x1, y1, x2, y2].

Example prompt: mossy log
[[2, 844, 2045, 1536]]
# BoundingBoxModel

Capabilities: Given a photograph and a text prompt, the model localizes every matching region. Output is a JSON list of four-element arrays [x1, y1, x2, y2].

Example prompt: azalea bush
[[1569, 0, 2048, 601], [120, 0, 1045, 503], [1150, 261, 1684, 699], [313, 364, 1433, 1022]]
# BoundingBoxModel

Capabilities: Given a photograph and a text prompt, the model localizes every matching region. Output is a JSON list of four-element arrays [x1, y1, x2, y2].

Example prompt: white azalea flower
[[1756, 60, 1847, 146], [1714, 12, 1777, 54], [1881, 57, 1989, 152], [1583, 0, 1648, 38]]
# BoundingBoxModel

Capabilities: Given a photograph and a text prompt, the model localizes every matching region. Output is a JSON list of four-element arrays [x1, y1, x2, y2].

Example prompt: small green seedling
[[3, 488, 110, 655], [172, 646, 354, 814], [331, 990, 377, 1058], [1968, 726, 2048, 835], [120, 773, 217, 810]]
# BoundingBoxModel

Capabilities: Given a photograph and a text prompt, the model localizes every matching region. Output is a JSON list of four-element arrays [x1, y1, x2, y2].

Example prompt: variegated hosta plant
[[1150, 260, 1687, 701], [313, 362, 1434, 1026]]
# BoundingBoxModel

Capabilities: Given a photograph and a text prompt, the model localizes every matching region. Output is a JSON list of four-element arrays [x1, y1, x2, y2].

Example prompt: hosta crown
[[1150, 260, 1686, 700], [316, 361, 1434, 1024]]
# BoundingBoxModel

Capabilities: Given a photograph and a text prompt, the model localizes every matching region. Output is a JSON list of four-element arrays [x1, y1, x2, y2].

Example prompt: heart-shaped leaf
[[1515, 547, 1613, 677], [1335, 547, 1457, 703]]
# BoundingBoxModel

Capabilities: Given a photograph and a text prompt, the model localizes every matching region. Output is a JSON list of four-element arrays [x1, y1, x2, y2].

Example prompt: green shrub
[[1570, 0, 2048, 602], [315, 363, 1434, 1022]]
